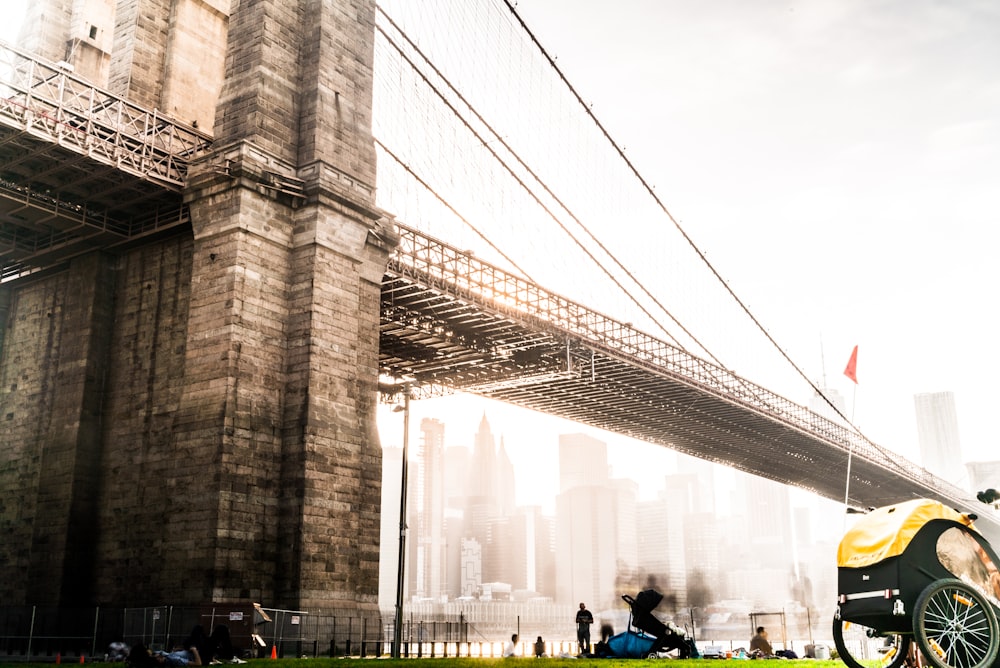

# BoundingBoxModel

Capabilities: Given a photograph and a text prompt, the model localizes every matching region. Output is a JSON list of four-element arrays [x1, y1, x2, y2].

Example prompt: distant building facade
[[413, 418, 448, 601], [967, 461, 1000, 498], [914, 392, 965, 486]]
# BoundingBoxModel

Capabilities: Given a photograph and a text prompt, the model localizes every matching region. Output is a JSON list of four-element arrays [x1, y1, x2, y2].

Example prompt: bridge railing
[[390, 223, 969, 499], [0, 40, 212, 189]]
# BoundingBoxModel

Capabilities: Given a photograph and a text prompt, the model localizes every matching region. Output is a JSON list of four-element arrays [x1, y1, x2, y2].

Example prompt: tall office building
[[914, 392, 965, 486], [412, 419, 448, 601], [444, 445, 472, 506], [555, 432, 631, 608], [810, 386, 849, 424], [743, 474, 793, 569], [636, 498, 685, 608], [676, 453, 716, 514], [559, 432, 609, 492], [459, 538, 483, 597], [472, 413, 499, 499], [556, 484, 619, 608], [719, 473, 794, 607], [461, 415, 503, 554], [967, 461, 1000, 499], [496, 437, 517, 517], [612, 478, 639, 578], [489, 505, 555, 596]]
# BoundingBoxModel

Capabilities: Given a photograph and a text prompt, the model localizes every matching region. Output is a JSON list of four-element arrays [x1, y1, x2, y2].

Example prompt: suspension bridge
[[0, 0, 994, 542]]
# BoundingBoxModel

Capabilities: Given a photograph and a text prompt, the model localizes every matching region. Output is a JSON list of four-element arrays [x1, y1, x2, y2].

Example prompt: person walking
[[576, 602, 594, 654]]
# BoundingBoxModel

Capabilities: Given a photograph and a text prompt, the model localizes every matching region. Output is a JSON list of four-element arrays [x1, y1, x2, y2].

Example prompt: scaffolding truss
[[0, 41, 206, 279], [0, 41, 210, 189]]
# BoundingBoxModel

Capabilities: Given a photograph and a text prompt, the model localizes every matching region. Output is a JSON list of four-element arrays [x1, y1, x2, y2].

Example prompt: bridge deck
[[381, 224, 990, 526]]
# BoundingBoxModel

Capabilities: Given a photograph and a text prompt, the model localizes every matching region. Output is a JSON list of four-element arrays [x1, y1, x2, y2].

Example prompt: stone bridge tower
[[0, 0, 393, 615]]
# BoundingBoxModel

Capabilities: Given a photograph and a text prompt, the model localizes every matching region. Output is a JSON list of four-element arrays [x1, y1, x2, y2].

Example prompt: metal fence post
[[26, 606, 36, 662], [92, 606, 100, 658]]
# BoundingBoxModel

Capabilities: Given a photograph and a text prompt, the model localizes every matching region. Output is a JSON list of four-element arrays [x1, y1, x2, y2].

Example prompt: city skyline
[[376, 386, 985, 525], [378, 410, 841, 623]]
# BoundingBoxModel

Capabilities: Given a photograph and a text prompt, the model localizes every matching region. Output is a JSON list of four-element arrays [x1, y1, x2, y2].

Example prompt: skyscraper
[[810, 386, 849, 424], [744, 474, 793, 568], [559, 432, 609, 492], [636, 498, 685, 608], [556, 484, 619, 607], [914, 392, 965, 486], [967, 461, 1000, 499], [555, 433, 628, 608], [412, 418, 448, 601]]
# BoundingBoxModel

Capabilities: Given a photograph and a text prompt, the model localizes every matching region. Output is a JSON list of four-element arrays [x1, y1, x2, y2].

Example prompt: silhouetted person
[[183, 626, 212, 667], [750, 626, 773, 657], [534, 636, 545, 658], [211, 625, 243, 663], [127, 643, 158, 668], [576, 602, 594, 654]]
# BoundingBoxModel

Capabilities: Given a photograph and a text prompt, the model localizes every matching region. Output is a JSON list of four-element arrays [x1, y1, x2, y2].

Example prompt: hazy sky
[[376, 0, 1000, 507], [5, 1, 999, 508], [2, 4, 25, 44]]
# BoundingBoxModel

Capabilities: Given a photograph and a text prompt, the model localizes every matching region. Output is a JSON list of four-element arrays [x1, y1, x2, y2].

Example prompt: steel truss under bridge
[[380, 223, 999, 537], [0, 40, 210, 280]]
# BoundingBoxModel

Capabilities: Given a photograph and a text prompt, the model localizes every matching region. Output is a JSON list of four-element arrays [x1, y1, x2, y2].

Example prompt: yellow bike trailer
[[834, 499, 1000, 668]]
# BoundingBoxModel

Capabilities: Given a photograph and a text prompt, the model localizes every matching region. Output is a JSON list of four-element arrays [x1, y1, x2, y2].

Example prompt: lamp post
[[392, 389, 411, 658]]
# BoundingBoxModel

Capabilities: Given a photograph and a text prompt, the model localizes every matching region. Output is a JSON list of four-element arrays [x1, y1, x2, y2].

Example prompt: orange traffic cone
[[80, 655, 85, 664], [270, 646, 277, 660], [56, 654, 61, 664]]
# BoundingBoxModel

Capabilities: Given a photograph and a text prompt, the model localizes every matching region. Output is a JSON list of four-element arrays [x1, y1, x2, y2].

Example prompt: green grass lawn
[[0, 660, 846, 668]]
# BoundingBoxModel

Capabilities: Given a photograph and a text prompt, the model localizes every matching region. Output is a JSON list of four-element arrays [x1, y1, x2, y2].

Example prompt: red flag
[[844, 345, 858, 384]]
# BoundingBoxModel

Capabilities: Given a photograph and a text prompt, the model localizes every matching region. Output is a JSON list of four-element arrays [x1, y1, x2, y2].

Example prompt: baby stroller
[[834, 498, 1000, 668], [613, 589, 696, 658]]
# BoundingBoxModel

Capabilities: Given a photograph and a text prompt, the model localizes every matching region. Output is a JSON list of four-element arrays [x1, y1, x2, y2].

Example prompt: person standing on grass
[[576, 602, 594, 654]]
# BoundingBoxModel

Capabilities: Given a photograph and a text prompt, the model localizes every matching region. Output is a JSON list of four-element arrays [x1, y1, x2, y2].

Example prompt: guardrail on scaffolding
[[0, 40, 212, 189]]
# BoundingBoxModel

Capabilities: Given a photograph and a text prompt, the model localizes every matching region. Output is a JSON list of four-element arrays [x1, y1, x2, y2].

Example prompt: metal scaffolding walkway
[[0, 40, 211, 279]]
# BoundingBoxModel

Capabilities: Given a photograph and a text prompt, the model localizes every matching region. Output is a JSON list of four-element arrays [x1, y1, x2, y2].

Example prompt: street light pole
[[392, 390, 411, 658]]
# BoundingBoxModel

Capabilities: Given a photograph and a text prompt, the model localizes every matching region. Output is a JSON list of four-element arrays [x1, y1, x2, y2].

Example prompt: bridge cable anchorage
[[500, 0, 871, 445]]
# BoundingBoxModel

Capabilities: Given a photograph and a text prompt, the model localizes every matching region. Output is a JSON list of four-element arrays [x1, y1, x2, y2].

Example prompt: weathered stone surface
[[0, 0, 392, 615]]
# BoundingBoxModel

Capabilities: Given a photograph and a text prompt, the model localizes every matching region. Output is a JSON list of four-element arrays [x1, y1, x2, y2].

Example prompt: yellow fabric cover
[[837, 498, 977, 568]]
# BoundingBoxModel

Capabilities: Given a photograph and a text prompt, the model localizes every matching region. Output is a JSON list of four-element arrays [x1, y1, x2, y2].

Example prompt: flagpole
[[843, 443, 854, 526], [851, 382, 857, 423], [843, 346, 859, 517]]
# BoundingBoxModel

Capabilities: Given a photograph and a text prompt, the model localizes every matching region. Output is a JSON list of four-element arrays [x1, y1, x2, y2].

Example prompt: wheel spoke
[[834, 616, 910, 668], [918, 583, 998, 668]]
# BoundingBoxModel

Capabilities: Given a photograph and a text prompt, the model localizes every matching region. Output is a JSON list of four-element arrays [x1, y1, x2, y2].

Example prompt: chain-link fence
[[0, 605, 392, 662]]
